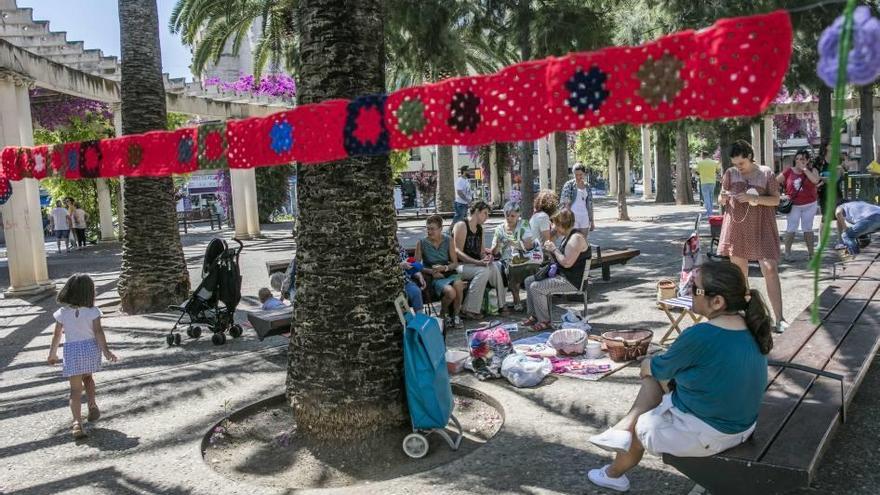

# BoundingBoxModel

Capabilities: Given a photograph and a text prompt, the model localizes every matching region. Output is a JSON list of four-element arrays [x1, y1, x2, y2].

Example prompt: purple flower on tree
[[817, 6, 880, 87], [204, 73, 297, 99]]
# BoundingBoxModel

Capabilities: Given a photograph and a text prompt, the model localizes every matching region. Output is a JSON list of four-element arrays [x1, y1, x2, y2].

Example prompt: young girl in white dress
[[47, 274, 117, 439]]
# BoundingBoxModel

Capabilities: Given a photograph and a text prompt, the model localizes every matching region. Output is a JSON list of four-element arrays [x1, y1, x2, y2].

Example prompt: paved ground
[[0, 198, 877, 494]]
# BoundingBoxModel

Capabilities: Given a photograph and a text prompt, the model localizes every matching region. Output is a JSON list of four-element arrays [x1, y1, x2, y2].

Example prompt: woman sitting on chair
[[521, 210, 590, 331], [415, 215, 465, 329], [586, 260, 772, 493]]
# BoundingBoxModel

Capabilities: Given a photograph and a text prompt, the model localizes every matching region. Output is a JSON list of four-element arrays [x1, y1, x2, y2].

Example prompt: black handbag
[[777, 175, 803, 215]]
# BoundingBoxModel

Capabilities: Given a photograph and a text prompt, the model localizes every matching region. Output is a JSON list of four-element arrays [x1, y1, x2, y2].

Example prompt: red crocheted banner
[[0, 10, 791, 182]]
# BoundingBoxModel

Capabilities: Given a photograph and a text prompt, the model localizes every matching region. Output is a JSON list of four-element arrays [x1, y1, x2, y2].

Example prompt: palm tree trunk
[[289, 0, 407, 441], [516, 3, 535, 218], [718, 121, 733, 171], [614, 131, 630, 221], [675, 124, 693, 205], [654, 127, 675, 203], [553, 132, 569, 197], [436, 145, 455, 212], [859, 84, 874, 170], [117, 0, 190, 313]]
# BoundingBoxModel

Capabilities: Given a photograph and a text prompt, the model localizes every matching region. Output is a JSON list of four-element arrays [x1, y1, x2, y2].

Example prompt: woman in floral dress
[[717, 140, 787, 333]]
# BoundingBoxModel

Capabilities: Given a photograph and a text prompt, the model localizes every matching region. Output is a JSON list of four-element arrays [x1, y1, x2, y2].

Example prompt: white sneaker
[[587, 464, 630, 492], [589, 429, 632, 453], [774, 320, 789, 334]]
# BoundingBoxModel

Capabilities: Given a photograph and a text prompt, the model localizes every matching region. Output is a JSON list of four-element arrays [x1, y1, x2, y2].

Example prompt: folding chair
[[657, 295, 703, 344], [547, 255, 592, 326]]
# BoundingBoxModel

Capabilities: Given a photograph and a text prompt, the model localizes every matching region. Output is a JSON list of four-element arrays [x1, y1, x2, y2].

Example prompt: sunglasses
[[691, 286, 708, 297]]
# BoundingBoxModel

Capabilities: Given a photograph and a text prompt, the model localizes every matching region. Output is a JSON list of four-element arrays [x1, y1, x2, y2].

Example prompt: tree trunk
[[818, 85, 832, 147], [654, 127, 675, 203], [718, 121, 733, 171], [517, 4, 534, 218], [436, 145, 455, 212], [553, 131, 569, 197], [615, 131, 630, 221], [675, 124, 693, 205], [859, 84, 875, 170], [116, 0, 190, 313], [289, 0, 407, 441]]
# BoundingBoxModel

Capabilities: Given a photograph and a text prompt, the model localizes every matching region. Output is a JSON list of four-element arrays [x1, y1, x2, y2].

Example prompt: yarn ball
[[817, 6, 880, 87]]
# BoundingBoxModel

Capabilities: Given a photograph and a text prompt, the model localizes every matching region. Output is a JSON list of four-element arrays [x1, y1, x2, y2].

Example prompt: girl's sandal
[[520, 316, 538, 326], [532, 321, 553, 332], [87, 406, 100, 422], [72, 422, 87, 439]]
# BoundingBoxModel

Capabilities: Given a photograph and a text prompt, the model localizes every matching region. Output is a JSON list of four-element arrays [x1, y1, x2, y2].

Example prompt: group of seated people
[[403, 189, 592, 331]]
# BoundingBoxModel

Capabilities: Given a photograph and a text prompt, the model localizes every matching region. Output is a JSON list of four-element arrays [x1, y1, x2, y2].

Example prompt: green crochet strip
[[395, 98, 427, 136]]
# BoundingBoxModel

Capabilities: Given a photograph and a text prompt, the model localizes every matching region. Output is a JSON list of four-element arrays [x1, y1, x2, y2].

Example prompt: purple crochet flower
[[817, 6, 880, 87]]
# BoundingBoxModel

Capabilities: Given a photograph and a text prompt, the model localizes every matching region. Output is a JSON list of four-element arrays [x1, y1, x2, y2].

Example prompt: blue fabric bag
[[403, 312, 453, 430]]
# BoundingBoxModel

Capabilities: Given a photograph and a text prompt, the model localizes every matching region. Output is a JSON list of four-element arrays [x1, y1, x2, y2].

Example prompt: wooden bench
[[590, 246, 640, 281], [664, 245, 880, 495], [178, 210, 223, 233]]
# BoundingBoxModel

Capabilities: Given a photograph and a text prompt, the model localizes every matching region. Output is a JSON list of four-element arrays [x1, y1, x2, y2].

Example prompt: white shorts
[[635, 394, 755, 458], [785, 202, 818, 233], [573, 211, 590, 230]]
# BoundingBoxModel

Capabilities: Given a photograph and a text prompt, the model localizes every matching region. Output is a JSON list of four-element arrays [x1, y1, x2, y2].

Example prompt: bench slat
[[793, 280, 858, 322], [759, 321, 880, 472]]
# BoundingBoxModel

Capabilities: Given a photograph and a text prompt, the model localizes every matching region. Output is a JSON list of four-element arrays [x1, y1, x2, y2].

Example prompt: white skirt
[[635, 394, 755, 458]]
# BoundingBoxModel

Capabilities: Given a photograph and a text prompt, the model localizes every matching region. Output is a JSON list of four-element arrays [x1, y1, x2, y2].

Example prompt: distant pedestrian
[[776, 149, 820, 261], [560, 163, 595, 238], [453, 166, 472, 227], [693, 151, 721, 218], [49, 200, 72, 253], [47, 273, 117, 439], [72, 202, 88, 249]]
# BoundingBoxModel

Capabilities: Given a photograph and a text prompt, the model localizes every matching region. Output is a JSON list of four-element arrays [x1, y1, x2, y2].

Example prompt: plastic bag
[[467, 326, 513, 380], [501, 354, 552, 387], [561, 310, 591, 331]]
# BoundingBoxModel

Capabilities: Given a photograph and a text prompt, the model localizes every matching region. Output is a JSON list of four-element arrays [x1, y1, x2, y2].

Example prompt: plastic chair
[[547, 252, 593, 325]]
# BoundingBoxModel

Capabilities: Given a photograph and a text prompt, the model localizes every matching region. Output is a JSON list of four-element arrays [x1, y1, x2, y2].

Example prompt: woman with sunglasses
[[586, 261, 773, 493], [491, 201, 535, 312]]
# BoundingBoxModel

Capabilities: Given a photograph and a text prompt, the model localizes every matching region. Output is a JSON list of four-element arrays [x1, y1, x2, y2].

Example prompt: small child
[[258, 287, 285, 310], [47, 273, 117, 439]]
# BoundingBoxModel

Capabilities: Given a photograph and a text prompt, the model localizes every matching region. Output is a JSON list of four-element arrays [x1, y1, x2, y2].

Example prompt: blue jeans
[[404, 280, 424, 313], [845, 213, 880, 240], [453, 202, 469, 226], [701, 183, 716, 217]]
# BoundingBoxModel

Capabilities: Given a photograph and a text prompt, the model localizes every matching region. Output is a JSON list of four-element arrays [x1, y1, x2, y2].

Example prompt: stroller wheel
[[166, 334, 175, 346], [402, 433, 429, 459], [174, 333, 182, 346], [229, 324, 243, 339], [211, 333, 223, 345], [219, 332, 227, 345], [189, 326, 202, 339]]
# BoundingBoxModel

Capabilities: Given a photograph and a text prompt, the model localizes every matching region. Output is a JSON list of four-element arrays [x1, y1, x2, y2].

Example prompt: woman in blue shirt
[[587, 261, 773, 493]]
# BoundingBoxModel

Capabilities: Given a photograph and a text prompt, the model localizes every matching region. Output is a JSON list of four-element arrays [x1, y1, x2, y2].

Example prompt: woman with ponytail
[[586, 261, 772, 493]]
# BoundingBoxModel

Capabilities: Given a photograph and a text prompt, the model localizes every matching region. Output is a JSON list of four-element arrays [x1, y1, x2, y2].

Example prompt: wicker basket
[[656, 279, 677, 303], [548, 328, 587, 356], [601, 329, 653, 362]]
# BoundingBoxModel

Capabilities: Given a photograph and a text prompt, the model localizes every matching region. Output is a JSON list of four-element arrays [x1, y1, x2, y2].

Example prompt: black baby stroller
[[167, 238, 244, 346]]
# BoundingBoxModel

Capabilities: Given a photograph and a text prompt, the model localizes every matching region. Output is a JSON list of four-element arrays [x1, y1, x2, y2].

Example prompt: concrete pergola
[[0, 38, 288, 295]]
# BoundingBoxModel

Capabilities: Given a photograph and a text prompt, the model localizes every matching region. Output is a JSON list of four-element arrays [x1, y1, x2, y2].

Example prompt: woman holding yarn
[[716, 140, 787, 334]]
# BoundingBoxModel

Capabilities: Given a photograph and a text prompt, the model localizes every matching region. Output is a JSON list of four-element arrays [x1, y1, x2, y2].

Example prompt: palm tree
[[287, 0, 407, 439], [116, 0, 190, 313]]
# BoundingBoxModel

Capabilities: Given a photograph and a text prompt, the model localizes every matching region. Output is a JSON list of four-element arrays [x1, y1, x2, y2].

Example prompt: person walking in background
[[776, 149, 820, 261], [453, 166, 473, 228], [836, 201, 880, 255], [49, 200, 72, 253], [47, 273, 118, 439], [72, 201, 88, 250], [717, 140, 787, 334], [694, 151, 721, 218], [560, 163, 595, 237]]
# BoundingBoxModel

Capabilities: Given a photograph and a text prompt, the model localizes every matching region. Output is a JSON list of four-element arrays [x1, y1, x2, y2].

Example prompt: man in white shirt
[[453, 166, 472, 227], [48, 200, 72, 253]]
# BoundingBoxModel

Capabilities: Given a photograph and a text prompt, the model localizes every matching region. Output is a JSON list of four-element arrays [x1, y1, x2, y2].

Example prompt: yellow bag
[[868, 160, 880, 175]]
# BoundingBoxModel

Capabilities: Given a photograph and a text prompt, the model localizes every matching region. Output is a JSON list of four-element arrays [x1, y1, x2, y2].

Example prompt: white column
[[652, 128, 659, 194], [607, 154, 618, 197], [503, 153, 512, 205], [624, 150, 632, 195], [111, 103, 124, 238], [488, 145, 500, 207], [230, 168, 260, 238], [548, 135, 558, 190], [873, 110, 880, 161], [96, 179, 116, 242], [537, 137, 550, 190], [641, 126, 654, 200], [750, 122, 763, 163], [763, 115, 775, 170], [0, 77, 53, 296]]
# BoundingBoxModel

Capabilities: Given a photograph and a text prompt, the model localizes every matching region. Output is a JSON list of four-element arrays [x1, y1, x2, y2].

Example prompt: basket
[[656, 279, 677, 303], [601, 329, 653, 362], [548, 328, 587, 356]]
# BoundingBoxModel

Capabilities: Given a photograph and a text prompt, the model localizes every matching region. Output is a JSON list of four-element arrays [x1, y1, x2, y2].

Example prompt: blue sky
[[20, 0, 195, 80]]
